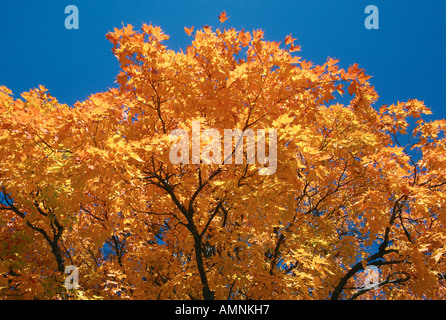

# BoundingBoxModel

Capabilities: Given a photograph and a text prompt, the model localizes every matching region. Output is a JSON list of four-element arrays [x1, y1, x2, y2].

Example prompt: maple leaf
[[202, 25, 212, 34], [285, 34, 296, 45], [218, 11, 229, 23], [184, 26, 194, 36], [289, 44, 301, 52], [122, 24, 135, 36]]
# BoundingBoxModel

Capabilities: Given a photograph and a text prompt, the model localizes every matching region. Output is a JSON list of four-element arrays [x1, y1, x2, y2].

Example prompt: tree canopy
[[1, 14, 446, 300]]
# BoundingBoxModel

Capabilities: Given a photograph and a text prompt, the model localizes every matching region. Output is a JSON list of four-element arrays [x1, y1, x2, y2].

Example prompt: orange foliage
[[1, 13, 446, 300]]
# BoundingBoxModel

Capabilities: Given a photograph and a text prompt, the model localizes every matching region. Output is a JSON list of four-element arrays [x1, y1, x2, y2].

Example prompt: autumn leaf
[[184, 26, 194, 36], [123, 24, 135, 36], [289, 44, 301, 52], [218, 11, 229, 23], [285, 34, 296, 45]]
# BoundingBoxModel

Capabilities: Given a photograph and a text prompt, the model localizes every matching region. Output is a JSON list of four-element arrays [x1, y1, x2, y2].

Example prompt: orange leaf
[[123, 24, 135, 36], [285, 34, 296, 45], [289, 44, 301, 52], [184, 26, 194, 36], [203, 25, 212, 34], [218, 11, 229, 23]]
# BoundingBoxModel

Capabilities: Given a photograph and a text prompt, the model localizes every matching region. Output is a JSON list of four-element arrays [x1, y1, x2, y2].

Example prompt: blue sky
[[1, 0, 446, 121]]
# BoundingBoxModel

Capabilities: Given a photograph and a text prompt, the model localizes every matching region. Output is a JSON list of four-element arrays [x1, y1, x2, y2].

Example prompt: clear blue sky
[[1, 0, 446, 121]]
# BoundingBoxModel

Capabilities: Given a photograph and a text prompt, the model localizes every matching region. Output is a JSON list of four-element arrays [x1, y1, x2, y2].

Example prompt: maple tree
[[1, 12, 446, 300]]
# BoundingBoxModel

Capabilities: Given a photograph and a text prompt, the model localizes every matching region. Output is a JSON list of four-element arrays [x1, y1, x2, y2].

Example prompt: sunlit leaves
[[1, 13, 446, 300]]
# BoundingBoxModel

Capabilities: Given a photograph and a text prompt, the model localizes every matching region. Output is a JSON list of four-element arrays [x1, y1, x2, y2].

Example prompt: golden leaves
[[237, 29, 251, 47], [1, 18, 446, 301], [142, 23, 169, 41], [284, 34, 300, 52], [0, 85, 12, 96]]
